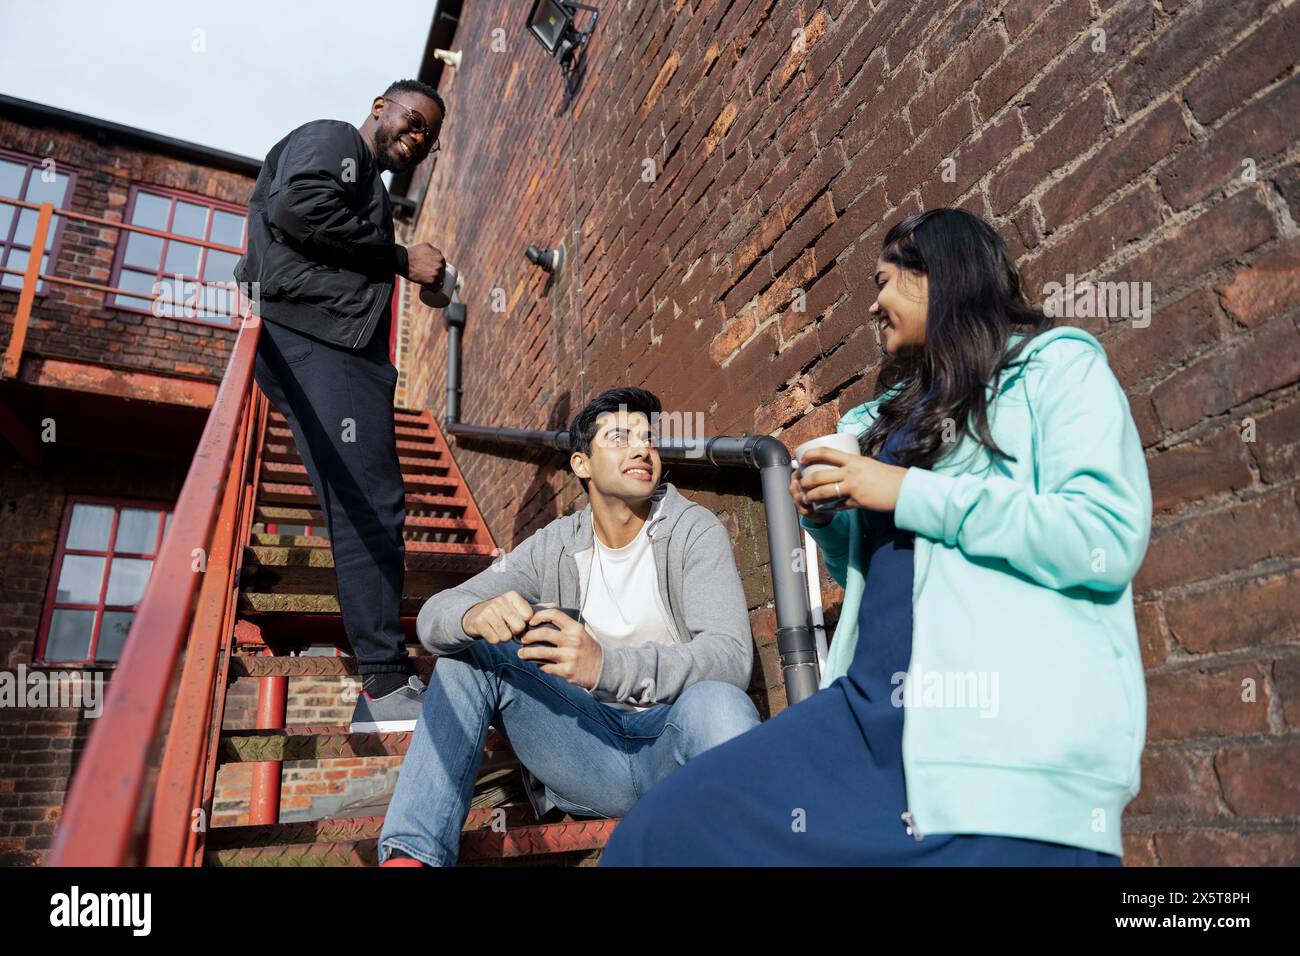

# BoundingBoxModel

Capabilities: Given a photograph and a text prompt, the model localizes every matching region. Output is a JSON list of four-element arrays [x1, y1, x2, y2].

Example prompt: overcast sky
[[0, 0, 437, 161]]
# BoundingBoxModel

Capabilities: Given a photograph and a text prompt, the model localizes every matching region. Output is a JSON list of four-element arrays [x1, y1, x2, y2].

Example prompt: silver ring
[[834, 481, 841, 498]]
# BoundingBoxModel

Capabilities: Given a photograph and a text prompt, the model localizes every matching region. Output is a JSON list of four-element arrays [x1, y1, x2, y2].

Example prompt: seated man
[[378, 386, 760, 865]]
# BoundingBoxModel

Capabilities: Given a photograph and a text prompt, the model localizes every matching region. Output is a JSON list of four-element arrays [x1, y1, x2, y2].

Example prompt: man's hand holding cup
[[460, 593, 603, 689], [405, 242, 446, 287]]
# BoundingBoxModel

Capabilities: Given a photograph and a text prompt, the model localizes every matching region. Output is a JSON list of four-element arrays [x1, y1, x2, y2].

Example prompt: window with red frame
[[37, 497, 174, 664], [0, 148, 77, 294], [108, 184, 247, 328]]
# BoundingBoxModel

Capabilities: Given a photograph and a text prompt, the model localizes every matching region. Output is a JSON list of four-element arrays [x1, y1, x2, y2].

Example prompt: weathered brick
[[1215, 743, 1300, 818], [1184, 2, 1300, 124], [1213, 238, 1300, 328], [1102, 288, 1227, 390], [1150, 318, 1300, 433], [974, 0, 1090, 118], [1113, 187, 1277, 301], [1145, 423, 1254, 513], [1134, 600, 1167, 669], [1020, 0, 1157, 134], [1247, 395, 1300, 485], [1039, 99, 1190, 230], [1138, 487, 1300, 592], [1159, 75, 1300, 211], [1125, 749, 1221, 820], [1153, 827, 1300, 866], [1109, 0, 1274, 115], [1165, 567, 1300, 655], [1021, 183, 1164, 296], [1145, 661, 1271, 742], [1277, 656, 1300, 730], [989, 89, 1109, 215]]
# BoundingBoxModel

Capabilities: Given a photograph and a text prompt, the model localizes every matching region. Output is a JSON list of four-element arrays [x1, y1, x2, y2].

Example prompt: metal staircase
[[45, 312, 618, 866], [209, 405, 616, 866]]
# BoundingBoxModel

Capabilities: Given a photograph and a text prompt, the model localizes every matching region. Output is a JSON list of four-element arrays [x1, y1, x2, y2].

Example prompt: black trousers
[[252, 310, 412, 676]]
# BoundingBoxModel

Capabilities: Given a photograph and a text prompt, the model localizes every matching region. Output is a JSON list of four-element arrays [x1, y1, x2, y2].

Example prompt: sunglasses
[[382, 97, 440, 154]]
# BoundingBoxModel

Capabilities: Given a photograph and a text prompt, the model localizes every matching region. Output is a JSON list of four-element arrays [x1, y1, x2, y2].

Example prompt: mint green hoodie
[[802, 326, 1151, 856]]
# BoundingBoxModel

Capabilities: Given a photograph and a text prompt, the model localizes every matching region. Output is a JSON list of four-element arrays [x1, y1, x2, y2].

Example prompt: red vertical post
[[248, 647, 287, 825]]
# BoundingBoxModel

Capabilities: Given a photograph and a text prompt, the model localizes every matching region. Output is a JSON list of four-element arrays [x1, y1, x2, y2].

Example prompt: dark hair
[[383, 78, 447, 122], [569, 387, 662, 458], [861, 207, 1053, 468]]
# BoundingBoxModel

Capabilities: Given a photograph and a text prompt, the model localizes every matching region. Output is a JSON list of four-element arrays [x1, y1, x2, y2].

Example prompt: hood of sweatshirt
[[559, 482, 701, 555]]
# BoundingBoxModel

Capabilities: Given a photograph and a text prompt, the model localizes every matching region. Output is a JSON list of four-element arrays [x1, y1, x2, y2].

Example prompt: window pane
[[67, 502, 114, 550], [98, 611, 134, 661], [105, 557, 152, 604], [46, 609, 96, 661], [172, 201, 209, 239], [26, 171, 70, 207], [0, 159, 25, 197], [116, 508, 161, 553], [115, 269, 159, 310], [0, 204, 13, 242], [56, 554, 105, 603], [13, 208, 36, 246], [123, 230, 163, 270], [164, 241, 201, 277], [130, 192, 171, 230], [203, 248, 240, 283], [210, 210, 245, 248], [1, 248, 26, 289]]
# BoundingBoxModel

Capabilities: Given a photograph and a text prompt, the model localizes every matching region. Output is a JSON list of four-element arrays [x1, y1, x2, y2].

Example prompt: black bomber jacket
[[235, 119, 409, 349]]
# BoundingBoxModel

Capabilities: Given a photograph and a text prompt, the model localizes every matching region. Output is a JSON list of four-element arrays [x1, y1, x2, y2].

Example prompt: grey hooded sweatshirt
[[415, 482, 754, 708]]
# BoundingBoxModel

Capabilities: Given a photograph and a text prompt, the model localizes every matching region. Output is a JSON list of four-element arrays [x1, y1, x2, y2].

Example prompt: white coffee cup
[[419, 262, 458, 308], [794, 432, 861, 512]]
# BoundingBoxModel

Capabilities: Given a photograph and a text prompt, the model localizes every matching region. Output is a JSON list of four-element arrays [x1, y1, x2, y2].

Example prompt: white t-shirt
[[578, 504, 677, 712]]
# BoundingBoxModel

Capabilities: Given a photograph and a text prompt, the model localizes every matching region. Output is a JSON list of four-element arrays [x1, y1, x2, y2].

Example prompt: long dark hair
[[861, 208, 1053, 467]]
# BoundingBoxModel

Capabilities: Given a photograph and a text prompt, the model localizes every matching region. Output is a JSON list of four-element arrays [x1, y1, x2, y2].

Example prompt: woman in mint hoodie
[[602, 208, 1151, 865]]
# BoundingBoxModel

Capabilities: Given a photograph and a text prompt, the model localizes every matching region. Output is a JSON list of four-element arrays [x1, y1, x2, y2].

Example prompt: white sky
[[0, 0, 438, 162]]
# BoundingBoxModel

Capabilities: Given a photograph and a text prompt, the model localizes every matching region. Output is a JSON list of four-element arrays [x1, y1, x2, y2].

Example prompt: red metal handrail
[[42, 288, 265, 866]]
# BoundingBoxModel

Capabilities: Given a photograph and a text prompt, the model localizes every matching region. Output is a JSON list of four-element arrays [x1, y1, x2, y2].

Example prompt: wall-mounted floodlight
[[526, 1, 600, 67]]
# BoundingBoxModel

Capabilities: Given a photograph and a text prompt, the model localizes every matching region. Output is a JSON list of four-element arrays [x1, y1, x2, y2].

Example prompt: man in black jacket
[[236, 79, 447, 731]]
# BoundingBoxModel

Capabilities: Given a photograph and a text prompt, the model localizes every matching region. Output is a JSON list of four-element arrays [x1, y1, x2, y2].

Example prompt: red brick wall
[[0, 115, 256, 380], [402, 0, 1300, 864], [0, 451, 188, 864]]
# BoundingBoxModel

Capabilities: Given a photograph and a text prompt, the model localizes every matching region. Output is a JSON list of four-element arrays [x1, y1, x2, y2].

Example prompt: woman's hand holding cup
[[793, 434, 910, 516]]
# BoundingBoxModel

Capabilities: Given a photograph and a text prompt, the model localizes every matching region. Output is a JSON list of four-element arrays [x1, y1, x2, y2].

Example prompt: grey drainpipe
[[439, 300, 820, 706]]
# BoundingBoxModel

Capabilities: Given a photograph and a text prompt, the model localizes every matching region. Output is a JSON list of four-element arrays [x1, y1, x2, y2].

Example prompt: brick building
[[3, 0, 1299, 867], [403, 0, 1299, 866], [0, 93, 423, 864]]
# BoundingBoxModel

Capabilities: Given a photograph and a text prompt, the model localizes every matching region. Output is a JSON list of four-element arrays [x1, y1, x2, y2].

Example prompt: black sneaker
[[349, 674, 425, 732]]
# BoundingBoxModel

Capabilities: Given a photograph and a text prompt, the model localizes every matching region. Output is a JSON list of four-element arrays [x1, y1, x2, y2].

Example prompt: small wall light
[[526, 244, 564, 274], [432, 49, 462, 69], [526, 1, 600, 67]]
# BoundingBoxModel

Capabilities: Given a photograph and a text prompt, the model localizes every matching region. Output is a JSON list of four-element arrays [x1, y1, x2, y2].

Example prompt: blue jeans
[[378, 636, 761, 865]]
